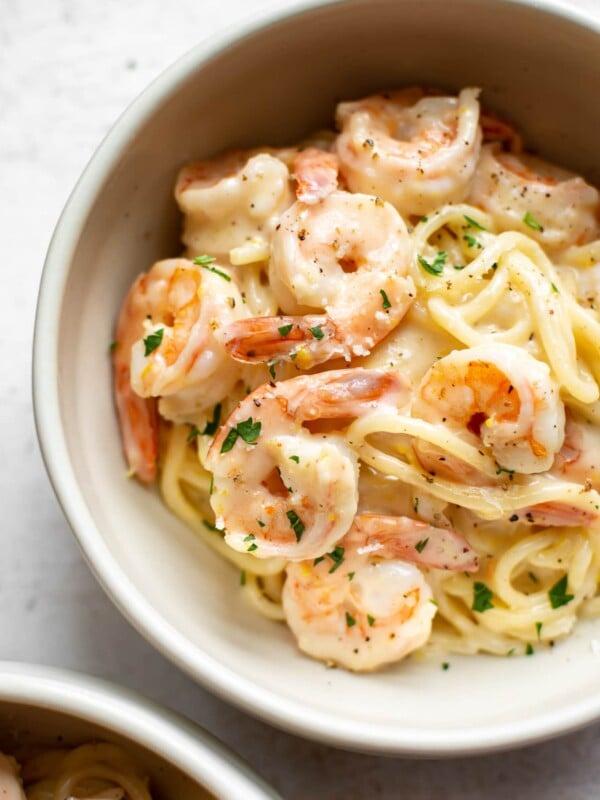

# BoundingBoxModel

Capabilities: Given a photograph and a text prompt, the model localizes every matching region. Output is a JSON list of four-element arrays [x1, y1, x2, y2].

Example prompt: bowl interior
[[0, 703, 208, 799], [43, 0, 600, 753]]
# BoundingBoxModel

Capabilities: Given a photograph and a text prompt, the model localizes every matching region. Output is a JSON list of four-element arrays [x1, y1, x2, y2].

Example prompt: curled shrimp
[[283, 513, 478, 671], [113, 258, 246, 480], [292, 147, 339, 203], [223, 190, 415, 369], [175, 149, 295, 261], [205, 369, 411, 560], [412, 344, 565, 476], [469, 145, 600, 251], [335, 87, 482, 218], [0, 754, 25, 800]]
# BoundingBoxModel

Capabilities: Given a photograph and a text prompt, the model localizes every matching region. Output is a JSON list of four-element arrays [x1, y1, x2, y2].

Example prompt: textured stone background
[[2, 0, 599, 797]]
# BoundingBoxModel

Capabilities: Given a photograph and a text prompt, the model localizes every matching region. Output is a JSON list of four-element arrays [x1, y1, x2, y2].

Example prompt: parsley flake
[[523, 212, 543, 231], [194, 255, 231, 281], [202, 519, 221, 532], [472, 581, 494, 613], [442, 662, 450, 671], [202, 403, 222, 436], [256, 520, 265, 528], [220, 428, 239, 453], [247, 543, 258, 552], [415, 538, 429, 554], [550, 282, 559, 294], [289, 455, 300, 464], [309, 324, 325, 340], [327, 546, 345, 574], [268, 361, 277, 380], [243, 534, 255, 542], [380, 289, 392, 309], [109, 340, 118, 353], [236, 417, 261, 444], [346, 612, 357, 628], [240, 570, 246, 586], [418, 251, 447, 276], [286, 510, 305, 541], [313, 556, 325, 566], [278, 323, 293, 337], [496, 465, 515, 476], [535, 621, 543, 639], [548, 574, 574, 609], [347, 571, 355, 581], [526, 643, 534, 656], [463, 234, 481, 249], [186, 425, 200, 442], [464, 215, 487, 231], [367, 614, 375, 627], [143, 328, 164, 356], [453, 263, 467, 271]]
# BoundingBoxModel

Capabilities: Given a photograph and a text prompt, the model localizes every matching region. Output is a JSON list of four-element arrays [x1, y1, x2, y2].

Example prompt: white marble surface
[[2, 0, 600, 797]]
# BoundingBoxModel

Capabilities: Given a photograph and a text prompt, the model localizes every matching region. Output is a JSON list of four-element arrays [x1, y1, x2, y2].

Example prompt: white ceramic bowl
[[0, 662, 278, 799], [34, 0, 600, 756]]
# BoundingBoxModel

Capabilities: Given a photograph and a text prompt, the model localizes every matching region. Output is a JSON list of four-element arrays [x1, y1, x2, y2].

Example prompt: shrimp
[[223, 190, 415, 369], [113, 258, 247, 481], [283, 512, 478, 671], [292, 147, 339, 203], [468, 145, 600, 251], [0, 754, 25, 800], [205, 369, 411, 560], [335, 87, 482, 218], [175, 149, 295, 261], [412, 344, 566, 475]]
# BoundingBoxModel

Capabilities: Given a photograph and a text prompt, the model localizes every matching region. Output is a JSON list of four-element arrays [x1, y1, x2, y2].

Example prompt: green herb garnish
[[202, 403, 222, 436], [418, 251, 447, 276], [194, 255, 231, 281], [289, 455, 300, 464], [186, 425, 200, 442], [256, 520, 265, 528], [286, 510, 305, 542], [442, 662, 450, 671], [472, 581, 494, 613], [548, 575, 574, 609], [143, 328, 164, 356], [220, 428, 239, 454], [535, 621, 543, 639], [268, 361, 277, 380], [347, 572, 355, 581], [367, 614, 375, 627], [313, 556, 325, 566], [550, 282, 559, 294], [240, 571, 246, 586], [526, 643, 534, 656], [463, 234, 481, 249], [464, 214, 487, 231], [109, 340, 118, 353], [278, 323, 293, 337], [346, 612, 356, 627], [309, 325, 324, 340], [415, 538, 429, 554], [236, 417, 261, 444], [380, 289, 392, 309], [327, 546, 345, 574], [523, 212, 543, 231]]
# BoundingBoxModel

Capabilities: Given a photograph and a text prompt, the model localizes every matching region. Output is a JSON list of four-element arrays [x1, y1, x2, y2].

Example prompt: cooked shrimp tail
[[349, 514, 479, 572], [293, 147, 339, 203]]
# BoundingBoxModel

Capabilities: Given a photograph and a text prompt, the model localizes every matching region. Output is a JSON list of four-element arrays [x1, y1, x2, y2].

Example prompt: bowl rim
[[33, 0, 600, 756], [0, 662, 279, 799]]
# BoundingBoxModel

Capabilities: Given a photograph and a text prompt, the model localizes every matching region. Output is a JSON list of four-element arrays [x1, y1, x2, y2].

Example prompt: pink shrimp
[[293, 147, 339, 203]]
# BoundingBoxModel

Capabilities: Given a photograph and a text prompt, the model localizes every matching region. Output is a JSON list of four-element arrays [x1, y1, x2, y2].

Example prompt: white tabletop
[[2, 1, 600, 797]]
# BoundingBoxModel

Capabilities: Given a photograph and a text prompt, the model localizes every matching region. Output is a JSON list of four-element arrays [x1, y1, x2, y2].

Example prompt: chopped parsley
[[550, 282, 559, 294], [109, 340, 118, 353], [526, 643, 534, 656], [548, 574, 574, 609], [202, 519, 221, 532], [347, 571, 355, 581], [247, 543, 258, 552], [464, 215, 487, 231], [289, 455, 300, 464], [186, 425, 200, 442], [415, 538, 429, 554], [346, 612, 357, 627], [236, 417, 261, 444], [418, 251, 447, 276], [420, 216, 429, 223], [268, 361, 277, 380], [220, 427, 239, 454], [194, 255, 231, 281], [442, 662, 450, 671], [326, 546, 345, 574], [380, 289, 392, 309], [367, 614, 375, 627], [453, 264, 467, 270], [143, 328, 164, 356], [286, 510, 305, 541], [256, 520, 265, 528], [278, 323, 293, 337], [240, 570, 246, 586], [495, 465, 515, 476], [523, 212, 543, 231], [463, 234, 481, 249], [472, 581, 494, 613], [309, 324, 324, 340], [313, 556, 325, 566], [202, 403, 222, 436], [243, 534, 255, 542], [535, 621, 543, 639], [193, 254, 216, 266]]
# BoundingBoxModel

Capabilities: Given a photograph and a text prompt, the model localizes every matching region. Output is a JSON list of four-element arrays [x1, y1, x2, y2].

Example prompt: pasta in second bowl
[[34, 0, 600, 754]]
